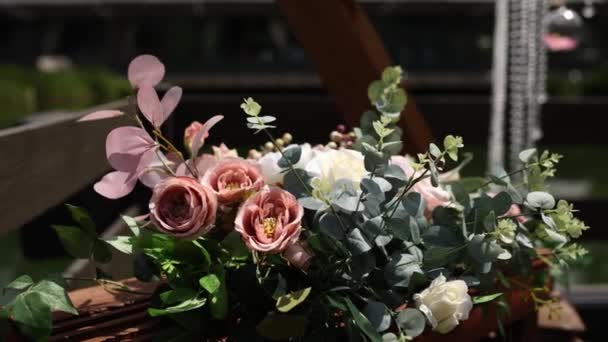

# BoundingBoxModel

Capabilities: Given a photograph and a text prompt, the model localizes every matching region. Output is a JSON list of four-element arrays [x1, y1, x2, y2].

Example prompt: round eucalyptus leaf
[[362, 301, 391, 332], [396, 308, 426, 338], [526, 191, 556, 209]]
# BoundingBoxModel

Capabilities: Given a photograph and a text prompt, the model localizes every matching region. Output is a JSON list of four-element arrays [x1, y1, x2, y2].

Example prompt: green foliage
[[276, 287, 312, 313]]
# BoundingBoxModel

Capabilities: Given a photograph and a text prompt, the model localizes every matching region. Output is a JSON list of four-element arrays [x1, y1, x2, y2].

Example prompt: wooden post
[[276, 0, 433, 153]]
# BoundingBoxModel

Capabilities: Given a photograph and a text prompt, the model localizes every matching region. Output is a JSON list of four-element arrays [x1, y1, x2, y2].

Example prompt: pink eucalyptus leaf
[[128, 55, 165, 88], [77, 110, 124, 122], [106, 126, 156, 165], [160, 86, 183, 125], [94, 171, 138, 199], [139, 167, 172, 188], [137, 86, 164, 127], [108, 153, 140, 172], [135, 148, 160, 176], [190, 115, 224, 156]]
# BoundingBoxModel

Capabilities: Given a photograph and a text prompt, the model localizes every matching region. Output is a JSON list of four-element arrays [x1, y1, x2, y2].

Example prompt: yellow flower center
[[263, 217, 278, 239], [225, 183, 241, 190]]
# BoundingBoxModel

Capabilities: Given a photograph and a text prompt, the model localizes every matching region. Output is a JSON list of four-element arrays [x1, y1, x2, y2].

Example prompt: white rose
[[413, 274, 473, 334], [305, 149, 366, 190], [258, 143, 315, 185]]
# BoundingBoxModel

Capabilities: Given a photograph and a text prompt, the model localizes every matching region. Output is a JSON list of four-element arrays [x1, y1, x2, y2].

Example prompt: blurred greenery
[[0, 65, 130, 129]]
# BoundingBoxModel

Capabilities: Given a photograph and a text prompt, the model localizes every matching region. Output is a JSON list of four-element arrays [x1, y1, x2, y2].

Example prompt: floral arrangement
[[1, 55, 590, 341]]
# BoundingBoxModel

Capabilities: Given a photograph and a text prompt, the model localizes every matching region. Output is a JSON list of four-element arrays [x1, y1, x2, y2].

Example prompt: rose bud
[[234, 187, 304, 253], [149, 176, 218, 239], [202, 158, 264, 206], [282, 241, 314, 270]]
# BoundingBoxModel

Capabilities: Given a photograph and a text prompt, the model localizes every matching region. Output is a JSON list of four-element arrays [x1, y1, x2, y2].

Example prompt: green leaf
[[526, 191, 555, 209], [396, 308, 425, 338], [122, 215, 140, 236], [11, 292, 53, 342], [451, 182, 470, 210], [473, 293, 503, 304], [344, 297, 382, 342], [384, 253, 422, 287], [334, 195, 364, 213], [104, 235, 133, 254], [459, 177, 488, 192], [148, 297, 207, 317], [4, 275, 33, 293], [278, 145, 302, 168], [66, 204, 96, 236], [93, 240, 113, 263], [484, 211, 496, 232], [30, 279, 78, 315], [220, 231, 250, 261], [362, 301, 391, 332], [199, 274, 220, 294], [208, 267, 228, 320], [160, 288, 197, 305], [257, 314, 308, 340], [402, 192, 424, 218], [52, 225, 94, 259], [276, 287, 312, 313], [283, 169, 311, 198]]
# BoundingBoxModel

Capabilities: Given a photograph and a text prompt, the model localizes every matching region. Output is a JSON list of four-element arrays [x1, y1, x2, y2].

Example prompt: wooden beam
[[0, 101, 129, 236], [276, 0, 433, 153]]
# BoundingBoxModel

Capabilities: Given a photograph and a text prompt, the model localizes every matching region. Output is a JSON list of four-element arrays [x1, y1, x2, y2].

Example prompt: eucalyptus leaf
[[319, 213, 345, 240], [526, 191, 555, 209], [519, 148, 538, 163], [402, 192, 425, 218], [298, 196, 327, 211], [491, 192, 513, 216], [344, 298, 383, 342], [278, 145, 302, 168], [396, 308, 426, 338], [468, 234, 505, 263], [384, 253, 423, 288], [429, 143, 441, 158], [362, 301, 391, 332], [345, 228, 372, 255]]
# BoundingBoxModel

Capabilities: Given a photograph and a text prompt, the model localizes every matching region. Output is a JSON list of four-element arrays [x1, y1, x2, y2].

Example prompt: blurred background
[[0, 0, 606, 340]]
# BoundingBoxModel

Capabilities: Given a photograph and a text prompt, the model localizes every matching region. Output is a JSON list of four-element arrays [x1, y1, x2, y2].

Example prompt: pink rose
[[234, 187, 304, 253], [282, 241, 314, 270], [202, 158, 264, 206], [391, 156, 451, 217], [149, 176, 218, 239]]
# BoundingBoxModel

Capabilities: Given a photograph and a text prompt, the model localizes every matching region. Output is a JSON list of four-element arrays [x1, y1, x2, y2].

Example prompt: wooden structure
[[277, 0, 433, 153], [0, 101, 128, 236]]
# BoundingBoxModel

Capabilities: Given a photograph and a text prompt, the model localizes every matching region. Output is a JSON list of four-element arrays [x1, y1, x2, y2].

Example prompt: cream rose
[[413, 274, 473, 334], [305, 149, 366, 190]]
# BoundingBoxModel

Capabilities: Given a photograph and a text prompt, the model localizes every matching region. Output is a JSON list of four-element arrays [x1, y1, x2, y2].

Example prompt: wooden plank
[[0, 100, 129, 236], [277, 0, 433, 153]]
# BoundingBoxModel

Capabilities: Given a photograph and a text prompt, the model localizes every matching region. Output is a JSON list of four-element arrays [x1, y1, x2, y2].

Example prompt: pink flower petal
[[190, 115, 224, 156], [160, 86, 183, 126], [77, 110, 124, 122], [94, 171, 138, 199], [127, 54, 165, 88], [137, 86, 164, 127], [106, 126, 156, 161]]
